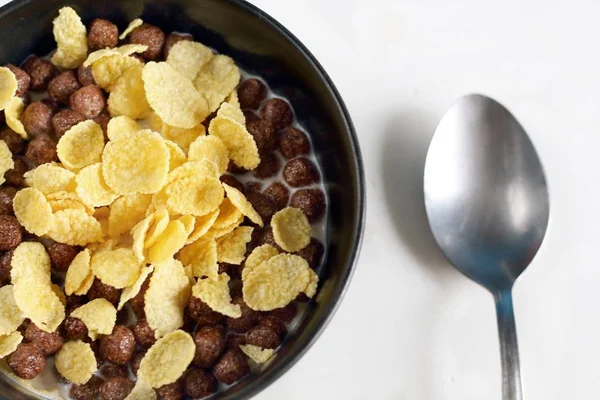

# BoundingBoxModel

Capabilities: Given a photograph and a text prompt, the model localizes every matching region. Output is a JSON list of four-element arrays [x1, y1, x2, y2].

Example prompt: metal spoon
[[423, 94, 549, 400]]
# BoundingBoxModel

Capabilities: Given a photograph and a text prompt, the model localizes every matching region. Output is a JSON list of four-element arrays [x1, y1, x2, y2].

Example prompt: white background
[[247, 1, 600, 399]]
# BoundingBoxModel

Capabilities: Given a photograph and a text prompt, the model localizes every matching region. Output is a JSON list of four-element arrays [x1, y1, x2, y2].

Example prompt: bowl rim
[[0, 0, 366, 398]]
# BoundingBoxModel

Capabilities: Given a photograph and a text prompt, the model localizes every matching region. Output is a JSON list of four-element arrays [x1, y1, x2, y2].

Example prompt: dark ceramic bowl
[[0, 0, 365, 398]]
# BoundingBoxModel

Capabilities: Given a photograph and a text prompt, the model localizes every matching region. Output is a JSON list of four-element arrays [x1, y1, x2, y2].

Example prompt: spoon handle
[[494, 290, 523, 400]]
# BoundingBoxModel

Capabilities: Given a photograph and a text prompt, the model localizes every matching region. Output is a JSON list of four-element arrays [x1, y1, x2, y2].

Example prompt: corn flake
[[13, 282, 64, 333], [57, 120, 104, 171], [178, 237, 218, 279], [193, 55, 240, 112], [10, 242, 50, 285], [177, 215, 195, 237], [75, 273, 95, 296], [0, 331, 23, 358], [13, 188, 54, 236], [107, 115, 142, 141], [0, 286, 24, 336], [187, 135, 229, 174], [51, 7, 87, 69], [48, 209, 103, 245], [84, 44, 147, 68], [209, 116, 259, 170], [240, 344, 274, 364], [165, 176, 224, 217], [118, 265, 153, 311], [168, 159, 219, 183], [0, 67, 17, 111], [91, 248, 141, 289], [271, 207, 311, 252], [165, 140, 186, 171], [5, 97, 26, 138], [64, 249, 91, 296], [76, 163, 120, 207], [204, 213, 243, 239], [222, 183, 263, 226], [216, 226, 253, 265], [92, 54, 142, 90], [0, 141, 13, 185], [144, 208, 170, 248], [243, 244, 279, 281], [186, 209, 220, 244], [192, 273, 241, 318], [108, 193, 152, 237], [120, 18, 143, 40], [31, 163, 76, 194], [125, 379, 157, 400], [148, 220, 188, 265], [212, 198, 242, 230], [108, 63, 151, 119], [55, 340, 97, 384], [166, 41, 213, 81], [70, 298, 117, 340], [138, 330, 195, 388]]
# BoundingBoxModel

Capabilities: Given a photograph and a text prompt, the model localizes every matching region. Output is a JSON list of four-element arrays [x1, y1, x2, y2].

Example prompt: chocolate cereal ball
[[246, 191, 278, 223], [220, 175, 244, 194], [88, 19, 118, 51], [193, 325, 226, 368], [0, 126, 25, 154], [24, 323, 63, 355], [47, 242, 79, 272], [52, 109, 86, 138], [227, 297, 258, 333], [0, 249, 12, 284], [238, 78, 267, 109], [48, 71, 81, 105], [264, 182, 289, 210], [22, 101, 55, 137], [213, 348, 249, 385], [246, 118, 277, 155], [245, 181, 262, 195], [279, 127, 310, 159], [0, 215, 22, 251], [164, 32, 193, 58], [77, 64, 95, 86], [246, 325, 280, 349], [0, 186, 17, 215], [156, 380, 184, 400], [99, 376, 134, 400], [70, 375, 104, 400], [88, 278, 121, 306], [184, 369, 217, 398], [132, 318, 156, 348], [8, 342, 46, 379], [62, 316, 88, 341], [226, 334, 247, 349], [187, 296, 224, 326], [260, 98, 293, 130], [5, 64, 31, 98], [21, 56, 57, 91], [100, 364, 129, 379], [25, 134, 58, 165], [290, 188, 326, 223], [267, 303, 298, 323], [70, 85, 106, 119], [283, 157, 319, 187], [253, 152, 280, 179], [129, 350, 145, 376], [100, 325, 136, 365], [258, 316, 287, 338], [130, 24, 165, 60], [5, 158, 27, 186], [295, 238, 324, 268]]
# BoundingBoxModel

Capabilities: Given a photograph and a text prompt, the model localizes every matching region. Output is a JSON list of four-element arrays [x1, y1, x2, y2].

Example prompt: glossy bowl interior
[[0, 0, 365, 398]]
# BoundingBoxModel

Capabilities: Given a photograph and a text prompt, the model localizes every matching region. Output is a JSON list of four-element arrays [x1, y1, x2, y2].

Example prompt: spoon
[[423, 94, 549, 400]]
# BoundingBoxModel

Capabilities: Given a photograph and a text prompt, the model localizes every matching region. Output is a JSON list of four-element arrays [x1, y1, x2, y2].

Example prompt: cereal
[[125, 379, 157, 400], [0, 67, 17, 110], [144, 260, 191, 338], [75, 163, 120, 207], [70, 298, 117, 340], [120, 19, 143, 40], [0, 331, 23, 358], [55, 340, 97, 384], [144, 207, 170, 248], [164, 140, 186, 171], [243, 244, 279, 280], [216, 226, 253, 265], [147, 220, 188, 265], [48, 70, 81, 106], [70, 85, 106, 119], [108, 193, 152, 237], [5, 64, 29, 99], [142, 61, 209, 129], [193, 55, 240, 112], [222, 183, 263, 227], [131, 213, 153, 262], [239, 344, 274, 364], [212, 348, 249, 385], [91, 54, 142, 90], [186, 209, 220, 244], [138, 330, 194, 388], [118, 265, 153, 311], [51, 7, 88, 69], [10, 242, 50, 285], [212, 198, 243, 231], [106, 115, 141, 142], [108, 64, 152, 119], [5, 97, 26, 138], [47, 209, 103, 246], [102, 129, 170, 195], [25, 134, 58, 166], [130, 24, 165, 61], [75, 273, 95, 296], [57, 120, 104, 171], [168, 159, 219, 182], [13, 187, 54, 236], [261, 98, 293, 130], [165, 176, 224, 216], [87, 18, 118, 51], [191, 274, 241, 318], [14, 282, 64, 333], [178, 237, 218, 279], [271, 207, 311, 252], [187, 135, 229, 174], [30, 163, 76, 195], [100, 325, 135, 365], [0, 286, 24, 335], [193, 325, 226, 368], [83, 45, 148, 67], [238, 78, 267, 110], [166, 40, 213, 80], [0, 141, 13, 185], [209, 115, 260, 170], [91, 248, 141, 289], [64, 249, 91, 296]]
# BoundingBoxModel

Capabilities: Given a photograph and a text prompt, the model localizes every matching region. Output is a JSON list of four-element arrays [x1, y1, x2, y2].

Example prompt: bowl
[[0, 0, 365, 398]]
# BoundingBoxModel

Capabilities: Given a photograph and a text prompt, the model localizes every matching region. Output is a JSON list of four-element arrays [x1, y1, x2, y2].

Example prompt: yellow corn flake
[[48, 198, 90, 214], [0, 141, 13, 185], [10, 242, 50, 285], [168, 159, 219, 183], [304, 268, 319, 298], [217, 101, 245, 125], [107, 115, 142, 142], [148, 112, 207, 154], [164, 140, 186, 171], [118, 265, 153, 311], [148, 220, 188, 265], [119, 18, 143, 40], [0, 286, 24, 336], [222, 183, 263, 226], [178, 237, 218, 279], [64, 249, 91, 296], [0, 67, 17, 111], [48, 209, 103, 245], [144, 260, 191, 338], [57, 120, 104, 171], [192, 273, 241, 318], [30, 163, 76, 194], [84, 44, 147, 68], [212, 198, 243, 230], [187, 135, 229, 174], [271, 207, 311, 252], [51, 284, 67, 307], [51, 7, 87, 69], [166, 41, 213, 81], [13, 188, 54, 236], [138, 330, 195, 388], [92, 54, 142, 90], [13, 282, 64, 333], [144, 208, 170, 248], [209, 116, 259, 170], [204, 213, 243, 239], [102, 129, 170, 195], [91, 248, 141, 289], [131, 214, 152, 262], [55, 341, 97, 384], [125, 379, 157, 400], [75, 273, 95, 296], [177, 215, 195, 237], [216, 226, 253, 265], [5, 97, 26, 138], [165, 176, 224, 217], [108, 64, 152, 119], [142, 61, 209, 129], [240, 344, 274, 364], [242, 254, 311, 311], [0, 331, 23, 358], [243, 244, 279, 281], [70, 298, 117, 340], [75, 163, 120, 207], [108, 193, 152, 237], [187, 209, 220, 244], [193, 55, 240, 112]]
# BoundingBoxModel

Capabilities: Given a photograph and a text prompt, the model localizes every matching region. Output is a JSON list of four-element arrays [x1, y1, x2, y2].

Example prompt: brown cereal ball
[[279, 127, 310, 159], [0, 249, 12, 284], [184, 369, 217, 398], [4, 158, 27, 187], [213, 348, 249, 385], [220, 174, 244, 194], [246, 325, 280, 349], [258, 316, 287, 338], [99, 376, 134, 400], [283, 157, 319, 187], [129, 350, 145, 376], [7, 342, 46, 379], [0, 186, 17, 215], [186, 296, 224, 326], [156, 379, 184, 400], [88, 19, 119, 51], [52, 109, 86, 138], [88, 340, 104, 367], [226, 334, 247, 349], [250, 227, 281, 252], [77, 64, 95, 86], [132, 318, 156, 349], [246, 191, 278, 223], [267, 302, 298, 323], [130, 24, 165, 60], [100, 325, 136, 365], [0, 215, 22, 251], [245, 181, 262, 195], [5, 64, 31, 98], [246, 118, 277, 155], [70, 85, 106, 119], [48, 71, 81, 105], [290, 188, 326, 223], [22, 101, 55, 137], [253, 152, 281, 179], [88, 278, 121, 306], [70, 375, 104, 400], [24, 323, 63, 355], [260, 98, 293, 130], [66, 294, 85, 310], [25, 134, 58, 165], [46, 242, 79, 272], [295, 238, 324, 268], [93, 111, 111, 140], [21, 56, 57, 91], [264, 182, 289, 210], [100, 364, 128, 379], [238, 78, 267, 110], [0, 126, 25, 154], [227, 297, 258, 333], [164, 32, 193, 58], [61, 316, 88, 341], [243, 109, 260, 124], [193, 325, 226, 368]]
